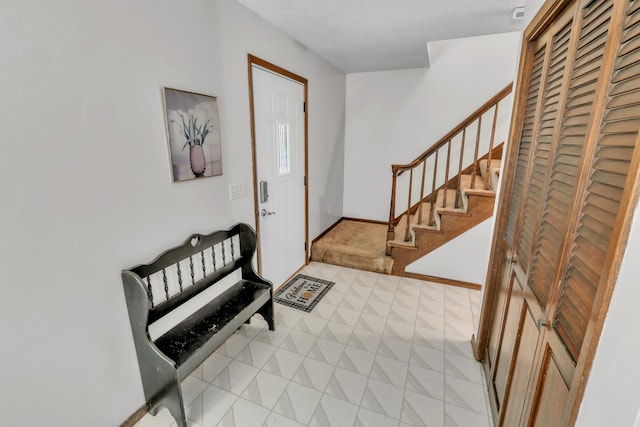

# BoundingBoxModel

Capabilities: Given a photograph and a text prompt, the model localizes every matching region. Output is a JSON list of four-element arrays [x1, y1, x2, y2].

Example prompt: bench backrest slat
[[126, 223, 257, 324]]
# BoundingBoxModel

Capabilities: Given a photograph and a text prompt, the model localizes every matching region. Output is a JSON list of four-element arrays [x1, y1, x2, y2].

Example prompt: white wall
[[406, 219, 493, 284], [343, 32, 521, 222], [576, 201, 640, 426], [0, 1, 345, 425]]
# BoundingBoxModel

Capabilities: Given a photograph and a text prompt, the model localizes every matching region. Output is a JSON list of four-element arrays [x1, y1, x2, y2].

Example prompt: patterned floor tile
[[356, 313, 387, 335], [331, 306, 361, 327], [396, 279, 422, 298], [201, 385, 238, 427], [417, 298, 445, 316], [378, 335, 412, 362], [410, 343, 445, 373], [355, 407, 400, 427], [308, 337, 345, 365], [361, 378, 405, 419], [262, 347, 304, 380], [363, 299, 392, 318], [263, 412, 305, 427], [211, 360, 259, 395], [444, 336, 474, 359], [413, 325, 445, 351], [320, 320, 354, 344], [392, 292, 420, 311], [445, 304, 474, 323], [347, 281, 374, 299], [273, 382, 322, 425], [383, 318, 415, 341], [322, 288, 345, 306], [240, 370, 288, 409], [254, 324, 292, 347], [173, 262, 495, 427], [347, 327, 383, 353], [369, 287, 396, 305], [292, 357, 334, 391], [445, 353, 484, 384], [214, 334, 251, 359], [370, 354, 409, 388], [445, 376, 488, 415], [280, 330, 317, 356], [401, 390, 445, 427], [295, 316, 329, 337], [406, 364, 445, 401], [306, 301, 338, 321], [388, 304, 418, 324], [325, 367, 368, 404], [181, 376, 209, 408], [374, 276, 400, 294], [337, 345, 376, 376], [444, 318, 475, 339], [308, 394, 358, 427], [339, 294, 368, 312], [445, 403, 492, 427], [235, 339, 277, 369], [276, 308, 305, 329], [415, 311, 445, 331], [216, 397, 269, 427]]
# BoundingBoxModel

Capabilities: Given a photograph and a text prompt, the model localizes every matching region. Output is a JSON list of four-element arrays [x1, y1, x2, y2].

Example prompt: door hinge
[[304, 176, 307, 186], [303, 102, 306, 113]]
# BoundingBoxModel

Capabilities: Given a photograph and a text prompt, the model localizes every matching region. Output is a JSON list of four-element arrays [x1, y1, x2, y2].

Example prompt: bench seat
[[122, 223, 275, 427], [154, 280, 271, 367]]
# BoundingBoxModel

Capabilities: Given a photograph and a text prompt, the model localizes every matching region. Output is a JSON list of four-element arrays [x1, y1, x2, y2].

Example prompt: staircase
[[385, 83, 512, 276], [387, 157, 501, 275], [311, 84, 512, 279]]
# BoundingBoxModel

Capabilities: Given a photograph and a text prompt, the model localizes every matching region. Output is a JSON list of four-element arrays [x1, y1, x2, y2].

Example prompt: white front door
[[251, 65, 306, 288]]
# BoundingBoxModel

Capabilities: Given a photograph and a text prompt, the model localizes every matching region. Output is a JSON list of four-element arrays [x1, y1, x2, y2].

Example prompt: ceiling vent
[[512, 7, 525, 20]]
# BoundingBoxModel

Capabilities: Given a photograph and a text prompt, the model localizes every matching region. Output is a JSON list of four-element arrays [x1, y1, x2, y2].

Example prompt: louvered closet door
[[484, 0, 640, 425], [487, 6, 579, 419], [498, 5, 579, 425], [522, 0, 617, 425], [487, 34, 549, 412], [554, 0, 640, 363]]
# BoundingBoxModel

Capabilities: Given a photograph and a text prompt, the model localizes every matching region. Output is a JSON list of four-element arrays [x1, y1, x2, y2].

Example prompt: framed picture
[[163, 87, 223, 182]]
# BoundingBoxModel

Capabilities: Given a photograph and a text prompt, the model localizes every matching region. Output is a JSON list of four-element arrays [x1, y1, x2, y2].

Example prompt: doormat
[[274, 274, 335, 312]]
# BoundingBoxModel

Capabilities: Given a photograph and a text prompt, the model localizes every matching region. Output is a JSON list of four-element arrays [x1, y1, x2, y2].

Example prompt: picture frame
[[163, 87, 223, 182]]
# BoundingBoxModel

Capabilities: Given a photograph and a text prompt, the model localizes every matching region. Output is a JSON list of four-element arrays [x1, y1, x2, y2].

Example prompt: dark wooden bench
[[122, 223, 274, 427]]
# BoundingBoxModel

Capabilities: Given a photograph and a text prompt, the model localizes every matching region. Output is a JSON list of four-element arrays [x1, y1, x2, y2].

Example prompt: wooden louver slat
[[527, 0, 612, 312], [504, 46, 547, 248], [516, 21, 573, 274], [555, 0, 639, 362]]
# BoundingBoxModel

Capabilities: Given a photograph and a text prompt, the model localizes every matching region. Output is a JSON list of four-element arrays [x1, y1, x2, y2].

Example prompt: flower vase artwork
[[175, 113, 211, 177], [163, 88, 223, 182]]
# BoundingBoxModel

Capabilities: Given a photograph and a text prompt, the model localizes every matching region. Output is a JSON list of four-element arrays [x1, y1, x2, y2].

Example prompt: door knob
[[261, 209, 276, 217]]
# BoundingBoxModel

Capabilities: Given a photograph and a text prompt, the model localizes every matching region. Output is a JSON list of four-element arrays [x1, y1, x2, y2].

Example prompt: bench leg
[[152, 381, 187, 427], [259, 300, 275, 331]]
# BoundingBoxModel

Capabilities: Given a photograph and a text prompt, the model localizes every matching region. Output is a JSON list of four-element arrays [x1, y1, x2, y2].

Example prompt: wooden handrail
[[392, 83, 513, 174], [387, 83, 513, 244]]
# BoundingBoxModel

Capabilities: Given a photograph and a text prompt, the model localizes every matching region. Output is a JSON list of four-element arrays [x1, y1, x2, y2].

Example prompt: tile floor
[[134, 262, 494, 427]]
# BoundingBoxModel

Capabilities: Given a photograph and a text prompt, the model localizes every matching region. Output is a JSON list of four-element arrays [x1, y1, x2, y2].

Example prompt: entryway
[[248, 55, 309, 288]]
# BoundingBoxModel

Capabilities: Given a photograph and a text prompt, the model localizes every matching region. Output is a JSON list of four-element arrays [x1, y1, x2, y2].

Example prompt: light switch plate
[[229, 182, 248, 200]]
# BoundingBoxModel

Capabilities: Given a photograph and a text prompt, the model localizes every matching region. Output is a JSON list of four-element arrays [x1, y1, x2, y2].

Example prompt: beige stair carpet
[[311, 220, 394, 274]]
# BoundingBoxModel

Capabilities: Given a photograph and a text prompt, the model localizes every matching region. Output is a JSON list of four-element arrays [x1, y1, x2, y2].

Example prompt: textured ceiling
[[236, 0, 529, 73]]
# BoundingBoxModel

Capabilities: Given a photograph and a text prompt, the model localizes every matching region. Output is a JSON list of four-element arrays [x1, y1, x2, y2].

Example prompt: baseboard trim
[[311, 218, 344, 245], [403, 272, 482, 290], [342, 216, 388, 225], [120, 404, 148, 427]]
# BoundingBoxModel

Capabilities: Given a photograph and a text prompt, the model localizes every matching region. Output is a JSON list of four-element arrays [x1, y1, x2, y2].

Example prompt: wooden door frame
[[474, 0, 640, 424], [247, 54, 309, 275]]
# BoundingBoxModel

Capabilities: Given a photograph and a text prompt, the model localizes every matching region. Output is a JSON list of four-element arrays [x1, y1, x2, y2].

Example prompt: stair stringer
[[389, 191, 496, 276]]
